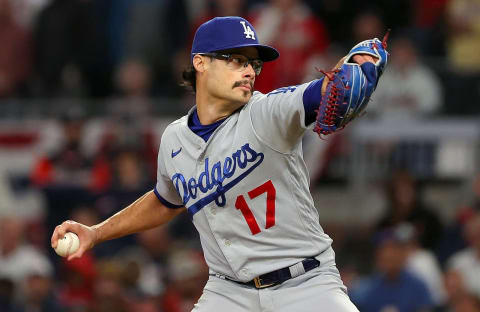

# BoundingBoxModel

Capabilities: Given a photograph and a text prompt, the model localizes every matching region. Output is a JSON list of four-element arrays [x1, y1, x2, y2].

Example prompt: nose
[[242, 63, 256, 79]]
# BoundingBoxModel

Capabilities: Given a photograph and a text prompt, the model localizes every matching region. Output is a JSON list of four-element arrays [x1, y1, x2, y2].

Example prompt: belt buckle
[[253, 276, 275, 289]]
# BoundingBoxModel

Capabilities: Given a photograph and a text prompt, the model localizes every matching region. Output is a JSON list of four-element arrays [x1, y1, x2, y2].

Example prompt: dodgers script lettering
[[171, 143, 264, 216]]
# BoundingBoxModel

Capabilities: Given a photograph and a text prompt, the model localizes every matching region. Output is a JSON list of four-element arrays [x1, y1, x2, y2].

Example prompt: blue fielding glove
[[314, 31, 390, 136]]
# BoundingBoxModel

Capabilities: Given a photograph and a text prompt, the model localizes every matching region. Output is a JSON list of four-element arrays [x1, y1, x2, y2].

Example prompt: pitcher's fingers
[[67, 245, 86, 261], [51, 225, 61, 248], [57, 222, 70, 237], [51, 224, 68, 248], [362, 55, 377, 63], [352, 54, 378, 65], [51, 221, 74, 248]]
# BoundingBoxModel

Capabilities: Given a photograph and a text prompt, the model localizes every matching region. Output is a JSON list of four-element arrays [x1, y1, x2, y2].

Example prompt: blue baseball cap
[[191, 16, 279, 63]]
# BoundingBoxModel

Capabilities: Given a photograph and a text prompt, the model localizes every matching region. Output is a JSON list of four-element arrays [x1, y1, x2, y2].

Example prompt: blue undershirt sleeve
[[302, 77, 325, 126]]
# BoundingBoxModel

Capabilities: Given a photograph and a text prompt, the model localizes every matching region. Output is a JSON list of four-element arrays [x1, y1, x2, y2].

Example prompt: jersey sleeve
[[154, 138, 184, 209], [249, 80, 322, 153]]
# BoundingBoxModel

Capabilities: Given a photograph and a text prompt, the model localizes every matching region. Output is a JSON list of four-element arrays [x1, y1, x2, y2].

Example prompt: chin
[[229, 95, 250, 105], [240, 90, 253, 101], [239, 96, 251, 105]]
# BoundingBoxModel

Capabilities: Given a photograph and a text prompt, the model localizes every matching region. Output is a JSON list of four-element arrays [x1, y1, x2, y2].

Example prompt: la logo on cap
[[190, 16, 279, 63], [240, 21, 255, 40]]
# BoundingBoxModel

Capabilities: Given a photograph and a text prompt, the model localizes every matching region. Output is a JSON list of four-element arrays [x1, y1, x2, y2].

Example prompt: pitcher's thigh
[[272, 274, 360, 312], [192, 277, 260, 312]]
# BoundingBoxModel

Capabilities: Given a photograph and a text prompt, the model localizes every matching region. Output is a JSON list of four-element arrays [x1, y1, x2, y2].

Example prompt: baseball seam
[[66, 234, 73, 256]]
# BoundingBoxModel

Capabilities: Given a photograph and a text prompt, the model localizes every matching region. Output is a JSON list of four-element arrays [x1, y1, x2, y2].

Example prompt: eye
[[231, 57, 245, 65]]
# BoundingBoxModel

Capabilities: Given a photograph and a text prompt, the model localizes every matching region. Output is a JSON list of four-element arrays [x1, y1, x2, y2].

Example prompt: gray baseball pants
[[192, 250, 359, 312]]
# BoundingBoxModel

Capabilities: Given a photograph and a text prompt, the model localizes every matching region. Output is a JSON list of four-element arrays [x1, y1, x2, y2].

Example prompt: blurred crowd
[[1, 0, 480, 311], [335, 170, 480, 312], [0, 0, 479, 114]]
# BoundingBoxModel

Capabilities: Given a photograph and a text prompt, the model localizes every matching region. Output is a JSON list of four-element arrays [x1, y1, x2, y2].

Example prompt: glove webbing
[[313, 69, 348, 136]]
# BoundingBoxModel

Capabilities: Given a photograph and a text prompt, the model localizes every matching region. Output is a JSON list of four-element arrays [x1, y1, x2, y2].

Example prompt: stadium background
[[1, 0, 480, 311]]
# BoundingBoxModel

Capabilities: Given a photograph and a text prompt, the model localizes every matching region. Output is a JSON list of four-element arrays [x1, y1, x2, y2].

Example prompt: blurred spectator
[[439, 269, 480, 312], [443, 0, 480, 114], [415, 0, 449, 30], [0, 216, 54, 299], [369, 35, 443, 118], [443, 270, 469, 308], [446, 214, 480, 298], [375, 170, 444, 250], [102, 60, 158, 179], [459, 173, 480, 215], [123, 0, 170, 64], [212, 0, 247, 15], [91, 260, 129, 312], [90, 147, 154, 251], [0, 175, 22, 217], [311, 0, 359, 44], [30, 110, 109, 251], [105, 60, 156, 158], [95, 148, 151, 221], [369, 0, 413, 32], [70, 205, 99, 226], [10, 0, 50, 30], [412, 0, 448, 56], [129, 297, 162, 312], [102, 0, 189, 96], [398, 223, 447, 306], [161, 248, 209, 312], [114, 226, 173, 298], [0, 0, 32, 98], [58, 249, 96, 310], [101, 0, 188, 65], [112, 59, 153, 117], [0, 278, 23, 312], [136, 226, 172, 265], [190, 0, 248, 28], [22, 273, 63, 312], [350, 228, 435, 312], [351, 10, 385, 45], [249, 0, 329, 93], [448, 295, 480, 312], [436, 173, 480, 265], [123, 0, 188, 97], [446, 0, 480, 72], [34, 0, 110, 97], [30, 111, 108, 192], [115, 64, 145, 99]]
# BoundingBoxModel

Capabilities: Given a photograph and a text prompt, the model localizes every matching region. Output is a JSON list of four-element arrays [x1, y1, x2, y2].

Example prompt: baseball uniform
[[154, 81, 359, 311], [152, 16, 361, 312]]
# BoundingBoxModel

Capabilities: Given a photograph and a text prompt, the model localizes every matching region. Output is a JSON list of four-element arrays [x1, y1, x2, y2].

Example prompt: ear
[[193, 54, 207, 73]]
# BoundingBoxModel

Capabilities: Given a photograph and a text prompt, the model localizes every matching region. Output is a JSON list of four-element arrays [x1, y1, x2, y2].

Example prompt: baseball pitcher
[[51, 16, 388, 311]]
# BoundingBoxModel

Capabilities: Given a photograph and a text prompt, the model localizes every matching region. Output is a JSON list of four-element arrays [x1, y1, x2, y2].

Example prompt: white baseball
[[55, 232, 80, 257]]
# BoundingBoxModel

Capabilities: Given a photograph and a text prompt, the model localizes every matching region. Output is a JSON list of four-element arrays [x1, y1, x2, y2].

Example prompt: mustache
[[232, 80, 253, 91]]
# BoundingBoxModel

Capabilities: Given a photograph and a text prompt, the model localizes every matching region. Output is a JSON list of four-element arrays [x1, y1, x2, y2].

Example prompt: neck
[[195, 90, 244, 125]]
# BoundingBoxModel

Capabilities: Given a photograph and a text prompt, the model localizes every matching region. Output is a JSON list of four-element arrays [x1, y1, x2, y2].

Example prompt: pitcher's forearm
[[91, 190, 185, 245]]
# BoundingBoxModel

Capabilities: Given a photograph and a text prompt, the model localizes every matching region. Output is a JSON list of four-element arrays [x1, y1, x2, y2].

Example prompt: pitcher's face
[[197, 47, 260, 106]]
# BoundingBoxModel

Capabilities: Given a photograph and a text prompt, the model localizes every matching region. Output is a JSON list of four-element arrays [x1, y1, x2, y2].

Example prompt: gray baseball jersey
[[155, 82, 334, 282]]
